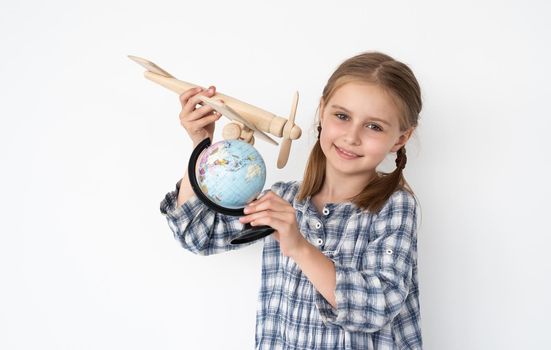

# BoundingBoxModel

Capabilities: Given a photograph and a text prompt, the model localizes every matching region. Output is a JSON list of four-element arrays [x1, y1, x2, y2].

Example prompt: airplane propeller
[[277, 92, 300, 168]]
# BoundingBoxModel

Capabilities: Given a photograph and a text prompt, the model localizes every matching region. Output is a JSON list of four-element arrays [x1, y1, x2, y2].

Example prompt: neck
[[316, 168, 376, 203]]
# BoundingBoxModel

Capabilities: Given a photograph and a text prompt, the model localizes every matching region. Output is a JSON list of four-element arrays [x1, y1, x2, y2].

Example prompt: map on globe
[[196, 140, 267, 209]]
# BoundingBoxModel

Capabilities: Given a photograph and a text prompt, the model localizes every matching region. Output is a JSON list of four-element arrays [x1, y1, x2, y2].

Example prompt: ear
[[391, 127, 414, 152], [318, 98, 325, 124]]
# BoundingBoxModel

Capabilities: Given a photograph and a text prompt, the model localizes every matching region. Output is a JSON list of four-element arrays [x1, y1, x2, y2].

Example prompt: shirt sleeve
[[160, 179, 253, 255], [314, 190, 419, 333]]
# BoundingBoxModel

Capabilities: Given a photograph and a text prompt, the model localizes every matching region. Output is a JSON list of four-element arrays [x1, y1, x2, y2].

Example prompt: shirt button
[[316, 238, 324, 246], [386, 249, 393, 255], [315, 222, 322, 229], [322, 208, 330, 216]]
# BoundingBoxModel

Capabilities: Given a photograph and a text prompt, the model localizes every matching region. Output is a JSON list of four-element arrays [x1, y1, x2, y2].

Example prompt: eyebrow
[[330, 104, 392, 127]]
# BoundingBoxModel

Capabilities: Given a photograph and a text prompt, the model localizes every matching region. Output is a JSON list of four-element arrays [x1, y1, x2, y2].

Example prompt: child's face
[[319, 81, 413, 180]]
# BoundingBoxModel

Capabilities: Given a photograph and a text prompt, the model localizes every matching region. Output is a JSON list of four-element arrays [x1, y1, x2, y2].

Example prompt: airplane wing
[[128, 55, 175, 78], [198, 95, 278, 146]]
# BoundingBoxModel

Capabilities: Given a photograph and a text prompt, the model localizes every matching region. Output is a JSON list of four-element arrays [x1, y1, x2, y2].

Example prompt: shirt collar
[[294, 194, 364, 217]]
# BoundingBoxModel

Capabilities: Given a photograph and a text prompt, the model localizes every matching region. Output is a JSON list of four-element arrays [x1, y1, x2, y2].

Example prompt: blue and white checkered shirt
[[160, 180, 422, 349]]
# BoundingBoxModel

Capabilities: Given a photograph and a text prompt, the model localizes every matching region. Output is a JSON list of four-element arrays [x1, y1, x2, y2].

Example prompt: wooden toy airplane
[[128, 55, 302, 168]]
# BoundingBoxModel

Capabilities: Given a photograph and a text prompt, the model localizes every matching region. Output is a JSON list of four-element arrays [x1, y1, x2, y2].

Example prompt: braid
[[395, 147, 407, 171]]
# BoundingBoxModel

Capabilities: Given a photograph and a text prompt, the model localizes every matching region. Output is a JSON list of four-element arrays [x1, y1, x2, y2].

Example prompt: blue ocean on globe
[[196, 139, 267, 209]]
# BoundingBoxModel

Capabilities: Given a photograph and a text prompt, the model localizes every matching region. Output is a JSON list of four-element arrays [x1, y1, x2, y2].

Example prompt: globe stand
[[188, 138, 275, 245]]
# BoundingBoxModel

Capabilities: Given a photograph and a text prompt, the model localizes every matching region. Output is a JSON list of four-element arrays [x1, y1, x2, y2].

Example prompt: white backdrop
[[1, 1, 550, 349]]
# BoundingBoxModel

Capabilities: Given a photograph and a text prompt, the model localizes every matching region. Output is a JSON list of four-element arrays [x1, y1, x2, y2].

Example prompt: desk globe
[[188, 138, 275, 244]]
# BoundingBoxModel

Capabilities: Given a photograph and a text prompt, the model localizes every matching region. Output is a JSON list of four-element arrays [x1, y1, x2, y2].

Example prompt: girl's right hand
[[179, 86, 222, 146]]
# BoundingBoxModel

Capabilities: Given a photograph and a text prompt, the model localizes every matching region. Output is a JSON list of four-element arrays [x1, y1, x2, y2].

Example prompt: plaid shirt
[[160, 180, 422, 349]]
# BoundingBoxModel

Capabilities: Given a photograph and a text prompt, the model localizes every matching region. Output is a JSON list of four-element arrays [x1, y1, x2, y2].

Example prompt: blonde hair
[[296, 51, 422, 213]]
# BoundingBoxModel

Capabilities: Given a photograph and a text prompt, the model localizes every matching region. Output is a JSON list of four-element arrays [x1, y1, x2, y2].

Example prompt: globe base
[[230, 223, 275, 245]]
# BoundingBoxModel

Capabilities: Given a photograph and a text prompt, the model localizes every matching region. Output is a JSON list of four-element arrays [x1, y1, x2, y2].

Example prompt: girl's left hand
[[239, 191, 307, 258]]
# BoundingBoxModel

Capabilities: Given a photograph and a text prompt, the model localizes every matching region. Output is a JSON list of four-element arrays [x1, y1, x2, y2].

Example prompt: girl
[[160, 52, 423, 349]]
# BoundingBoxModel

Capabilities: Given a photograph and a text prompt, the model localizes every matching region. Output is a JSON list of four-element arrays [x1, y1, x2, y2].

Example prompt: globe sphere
[[196, 139, 267, 209]]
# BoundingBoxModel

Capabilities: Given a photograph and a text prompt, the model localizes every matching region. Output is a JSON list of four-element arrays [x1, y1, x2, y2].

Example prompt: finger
[[246, 193, 291, 213], [183, 86, 217, 114], [248, 214, 288, 230], [179, 87, 203, 109], [180, 92, 222, 125], [190, 112, 222, 130], [244, 199, 290, 215], [248, 191, 273, 206], [239, 210, 290, 226], [251, 191, 285, 204], [183, 112, 221, 132], [185, 104, 218, 122], [239, 210, 268, 224]]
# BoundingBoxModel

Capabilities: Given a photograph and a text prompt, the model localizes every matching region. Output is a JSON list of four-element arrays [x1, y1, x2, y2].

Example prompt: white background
[[1, 1, 550, 349]]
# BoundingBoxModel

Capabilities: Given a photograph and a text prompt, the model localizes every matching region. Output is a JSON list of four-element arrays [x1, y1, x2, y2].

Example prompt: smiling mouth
[[335, 145, 362, 159]]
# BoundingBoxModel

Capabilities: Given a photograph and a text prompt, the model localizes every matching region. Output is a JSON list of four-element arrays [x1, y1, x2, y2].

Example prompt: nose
[[343, 124, 362, 145]]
